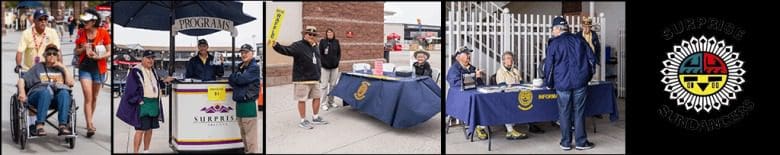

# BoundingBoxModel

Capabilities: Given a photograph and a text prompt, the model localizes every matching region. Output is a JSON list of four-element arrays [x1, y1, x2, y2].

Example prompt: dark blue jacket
[[185, 54, 224, 81], [576, 31, 601, 64], [543, 32, 596, 91], [447, 63, 484, 89], [228, 58, 260, 103]]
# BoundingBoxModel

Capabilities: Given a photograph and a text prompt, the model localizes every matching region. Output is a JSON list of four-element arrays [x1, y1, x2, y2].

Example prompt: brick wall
[[267, 2, 385, 86]]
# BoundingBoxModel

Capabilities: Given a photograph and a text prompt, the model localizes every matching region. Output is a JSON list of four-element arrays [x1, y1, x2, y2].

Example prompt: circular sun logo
[[661, 36, 745, 113]]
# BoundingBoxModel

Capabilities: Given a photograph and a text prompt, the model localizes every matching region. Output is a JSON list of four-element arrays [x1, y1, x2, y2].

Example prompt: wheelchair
[[9, 82, 78, 150]]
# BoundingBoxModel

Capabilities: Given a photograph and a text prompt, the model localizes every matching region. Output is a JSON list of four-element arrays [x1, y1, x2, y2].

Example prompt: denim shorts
[[78, 70, 105, 83]]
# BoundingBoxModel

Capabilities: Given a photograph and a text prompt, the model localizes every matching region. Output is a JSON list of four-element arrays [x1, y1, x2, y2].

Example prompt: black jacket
[[185, 53, 224, 81], [273, 40, 321, 82], [319, 38, 341, 69], [413, 61, 432, 77]]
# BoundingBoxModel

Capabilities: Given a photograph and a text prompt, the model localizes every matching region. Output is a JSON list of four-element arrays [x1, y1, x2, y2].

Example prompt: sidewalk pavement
[[265, 50, 442, 154]]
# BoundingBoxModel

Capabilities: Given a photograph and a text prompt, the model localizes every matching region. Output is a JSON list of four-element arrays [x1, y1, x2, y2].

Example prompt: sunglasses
[[37, 18, 48, 22], [44, 52, 58, 56]]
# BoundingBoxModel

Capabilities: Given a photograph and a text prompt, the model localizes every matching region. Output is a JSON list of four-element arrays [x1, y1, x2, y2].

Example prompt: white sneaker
[[322, 105, 330, 111], [560, 145, 572, 151], [143, 150, 150, 153]]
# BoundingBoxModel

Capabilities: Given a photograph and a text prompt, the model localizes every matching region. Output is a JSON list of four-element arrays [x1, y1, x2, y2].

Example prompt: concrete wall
[[504, 2, 562, 15], [584, 2, 625, 55], [265, 2, 303, 86], [265, 2, 303, 66]]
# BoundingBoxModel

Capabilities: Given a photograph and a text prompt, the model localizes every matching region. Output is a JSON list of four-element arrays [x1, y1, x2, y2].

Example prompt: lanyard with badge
[[324, 41, 330, 55], [312, 43, 318, 64], [33, 30, 47, 63], [312, 53, 317, 64]]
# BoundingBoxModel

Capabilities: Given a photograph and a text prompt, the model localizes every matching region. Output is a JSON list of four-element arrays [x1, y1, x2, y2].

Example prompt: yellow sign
[[518, 90, 533, 111], [354, 81, 371, 101], [538, 94, 558, 100], [208, 85, 227, 101], [268, 8, 285, 47]]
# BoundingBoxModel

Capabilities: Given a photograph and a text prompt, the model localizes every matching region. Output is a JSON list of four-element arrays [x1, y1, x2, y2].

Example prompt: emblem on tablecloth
[[354, 81, 371, 101], [661, 36, 745, 113], [518, 90, 533, 111]]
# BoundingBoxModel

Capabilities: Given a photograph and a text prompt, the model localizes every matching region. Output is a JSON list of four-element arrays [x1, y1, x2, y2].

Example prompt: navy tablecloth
[[446, 83, 619, 134], [330, 72, 441, 128]]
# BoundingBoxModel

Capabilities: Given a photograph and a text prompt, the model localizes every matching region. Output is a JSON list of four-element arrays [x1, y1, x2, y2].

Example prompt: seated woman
[[17, 44, 74, 136], [496, 52, 523, 85], [494, 52, 528, 140], [413, 50, 433, 77], [497, 52, 546, 135]]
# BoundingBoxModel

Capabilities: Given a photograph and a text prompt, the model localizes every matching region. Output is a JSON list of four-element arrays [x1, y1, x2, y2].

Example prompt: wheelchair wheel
[[69, 97, 78, 149], [20, 133, 27, 150], [67, 137, 75, 149], [10, 94, 18, 144], [20, 116, 28, 150]]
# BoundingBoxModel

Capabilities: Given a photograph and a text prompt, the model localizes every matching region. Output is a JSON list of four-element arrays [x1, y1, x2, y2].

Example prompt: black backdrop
[[626, 1, 773, 154]]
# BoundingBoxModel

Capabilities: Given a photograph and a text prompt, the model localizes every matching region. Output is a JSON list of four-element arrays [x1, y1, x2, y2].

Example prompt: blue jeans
[[28, 87, 71, 125], [556, 87, 588, 147]]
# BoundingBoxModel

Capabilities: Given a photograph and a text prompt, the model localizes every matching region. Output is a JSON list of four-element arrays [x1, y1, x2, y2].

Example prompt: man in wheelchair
[[16, 44, 75, 136]]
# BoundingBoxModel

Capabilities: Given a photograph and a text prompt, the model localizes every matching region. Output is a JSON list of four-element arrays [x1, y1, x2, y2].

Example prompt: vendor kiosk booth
[[168, 16, 244, 152]]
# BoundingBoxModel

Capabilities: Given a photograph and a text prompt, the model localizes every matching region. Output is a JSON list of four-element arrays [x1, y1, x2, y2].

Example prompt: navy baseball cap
[[198, 39, 208, 46], [33, 9, 48, 20], [240, 44, 253, 52], [143, 50, 157, 58], [552, 16, 568, 27]]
